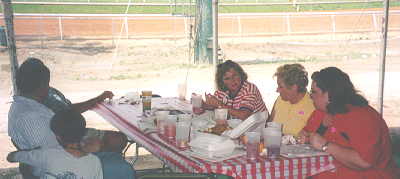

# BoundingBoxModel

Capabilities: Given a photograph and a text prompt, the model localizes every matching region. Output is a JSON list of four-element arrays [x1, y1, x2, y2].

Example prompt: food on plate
[[208, 124, 230, 135]]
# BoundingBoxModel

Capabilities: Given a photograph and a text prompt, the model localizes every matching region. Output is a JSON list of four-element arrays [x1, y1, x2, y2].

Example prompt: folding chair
[[123, 141, 172, 173], [10, 139, 39, 179]]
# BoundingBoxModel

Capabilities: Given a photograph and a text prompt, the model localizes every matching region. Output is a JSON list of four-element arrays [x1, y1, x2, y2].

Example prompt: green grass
[[298, 1, 400, 11], [5, 1, 400, 14]]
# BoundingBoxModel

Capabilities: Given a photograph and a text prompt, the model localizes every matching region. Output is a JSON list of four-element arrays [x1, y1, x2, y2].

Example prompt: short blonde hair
[[274, 63, 308, 93]]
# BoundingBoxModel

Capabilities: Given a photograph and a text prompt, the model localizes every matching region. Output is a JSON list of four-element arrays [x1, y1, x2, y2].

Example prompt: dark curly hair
[[311, 67, 368, 115], [215, 60, 248, 91]]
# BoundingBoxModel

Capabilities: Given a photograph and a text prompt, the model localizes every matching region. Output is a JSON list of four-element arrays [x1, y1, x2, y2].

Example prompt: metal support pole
[[212, 0, 218, 66], [1, 0, 19, 95], [378, 0, 390, 114]]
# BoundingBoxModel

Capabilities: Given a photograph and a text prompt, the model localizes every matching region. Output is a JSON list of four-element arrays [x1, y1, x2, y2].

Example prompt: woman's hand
[[310, 133, 373, 170], [204, 93, 222, 109], [310, 133, 328, 150], [297, 130, 310, 144], [322, 114, 333, 127]]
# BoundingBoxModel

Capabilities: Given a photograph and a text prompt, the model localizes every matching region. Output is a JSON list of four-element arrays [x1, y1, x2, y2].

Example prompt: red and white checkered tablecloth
[[92, 98, 335, 179]]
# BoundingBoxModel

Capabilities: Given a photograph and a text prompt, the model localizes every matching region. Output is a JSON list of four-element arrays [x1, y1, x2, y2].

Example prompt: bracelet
[[321, 141, 330, 152]]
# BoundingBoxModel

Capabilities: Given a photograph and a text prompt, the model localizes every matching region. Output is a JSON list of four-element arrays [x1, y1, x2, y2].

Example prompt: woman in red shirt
[[307, 67, 398, 178]]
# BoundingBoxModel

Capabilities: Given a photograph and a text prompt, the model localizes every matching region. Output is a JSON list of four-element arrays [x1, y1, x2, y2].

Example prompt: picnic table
[[92, 97, 335, 179]]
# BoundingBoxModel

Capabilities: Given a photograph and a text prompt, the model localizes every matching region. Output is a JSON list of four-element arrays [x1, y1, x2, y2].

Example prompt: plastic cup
[[190, 128, 199, 141], [267, 122, 283, 131], [191, 94, 204, 115], [245, 132, 261, 160], [177, 83, 187, 101], [263, 127, 282, 159], [155, 111, 169, 135], [176, 120, 191, 148], [164, 115, 177, 139], [141, 90, 152, 115], [177, 114, 192, 122], [214, 108, 228, 125]]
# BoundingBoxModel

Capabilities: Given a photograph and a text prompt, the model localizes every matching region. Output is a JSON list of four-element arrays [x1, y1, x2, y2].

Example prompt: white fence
[[10, 0, 386, 6], [1, 10, 399, 40]]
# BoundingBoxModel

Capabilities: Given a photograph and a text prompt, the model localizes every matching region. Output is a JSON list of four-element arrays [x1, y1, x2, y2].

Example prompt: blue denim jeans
[[94, 152, 135, 179]]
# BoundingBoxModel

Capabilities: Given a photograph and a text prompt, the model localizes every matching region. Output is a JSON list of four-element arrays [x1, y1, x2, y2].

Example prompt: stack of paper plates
[[189, 132, 235, 158]]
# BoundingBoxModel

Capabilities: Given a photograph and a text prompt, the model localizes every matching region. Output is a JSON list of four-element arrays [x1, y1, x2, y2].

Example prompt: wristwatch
[[321, 142, 330, 152]]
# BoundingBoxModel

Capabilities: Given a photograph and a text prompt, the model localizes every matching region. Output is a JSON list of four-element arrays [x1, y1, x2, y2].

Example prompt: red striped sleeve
[[214, 81, 268, 114]]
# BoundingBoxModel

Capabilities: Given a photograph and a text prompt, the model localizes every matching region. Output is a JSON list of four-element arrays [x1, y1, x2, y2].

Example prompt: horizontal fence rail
[[10, 0, 385, 6], [0, 11, 399, 40]]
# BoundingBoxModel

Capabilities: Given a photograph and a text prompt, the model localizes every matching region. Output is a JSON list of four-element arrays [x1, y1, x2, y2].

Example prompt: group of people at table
[[6, 57, 399, 179]]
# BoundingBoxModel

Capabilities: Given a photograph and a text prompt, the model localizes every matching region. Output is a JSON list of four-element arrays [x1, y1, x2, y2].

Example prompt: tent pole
[[212, 0, 218, 67], [378, 0, 390, 115], [1, 0, 19, 96]]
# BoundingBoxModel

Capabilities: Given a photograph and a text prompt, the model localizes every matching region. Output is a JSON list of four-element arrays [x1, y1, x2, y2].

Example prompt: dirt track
[[3, 8, 400, 39]]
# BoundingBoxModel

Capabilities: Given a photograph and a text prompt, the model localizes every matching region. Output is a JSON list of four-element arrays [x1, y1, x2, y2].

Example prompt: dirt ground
[[0, 32, 400, 171]]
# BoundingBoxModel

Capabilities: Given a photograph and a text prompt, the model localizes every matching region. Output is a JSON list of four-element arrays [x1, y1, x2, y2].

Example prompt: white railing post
[[174, 16, 177, 39], [125, 16, 129, 39], [286, 14, 291, 35], [237, 16, 242, 37], [111, 18, 115, 47], [39, 16, 44, 47], [58, 16, 63, 40], [373, 13, 378, 33], [184, 16, 188, 36], [331, 14, 336, 39]]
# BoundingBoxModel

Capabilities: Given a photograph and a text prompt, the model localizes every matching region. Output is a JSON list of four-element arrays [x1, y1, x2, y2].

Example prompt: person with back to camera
[[202, 60, 268, 121], [307, 67, 398, 178], [269, 63, 315, 137], [8, 57, 134, 179], [7, 109, 103, 179]]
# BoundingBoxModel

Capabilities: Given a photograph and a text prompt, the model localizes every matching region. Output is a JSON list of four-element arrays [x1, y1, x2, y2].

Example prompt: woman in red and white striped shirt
[[202, 60, 268, 120]]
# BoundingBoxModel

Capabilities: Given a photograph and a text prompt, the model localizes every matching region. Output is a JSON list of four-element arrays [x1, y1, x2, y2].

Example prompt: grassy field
[[5, 1, 400, 14]]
